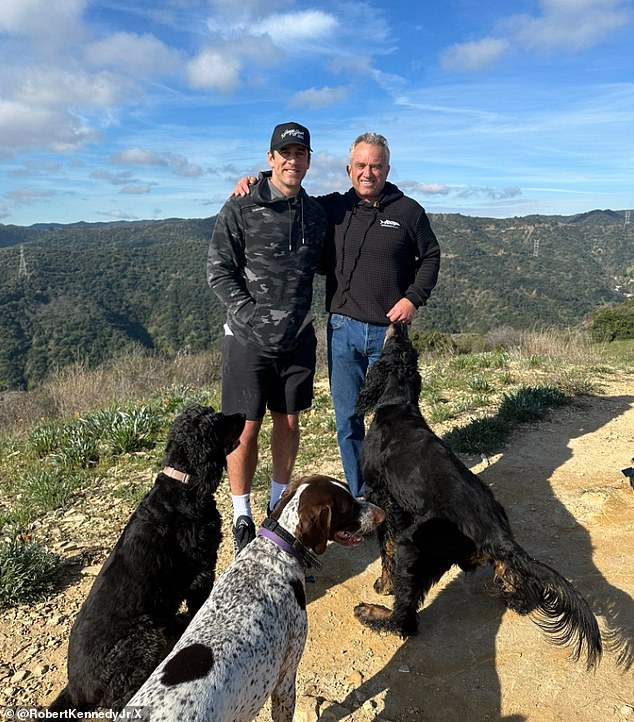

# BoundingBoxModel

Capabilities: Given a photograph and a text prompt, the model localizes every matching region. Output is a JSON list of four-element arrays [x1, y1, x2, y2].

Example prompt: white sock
[[232, 494, 252, 523], [269, 480, 288, 509]]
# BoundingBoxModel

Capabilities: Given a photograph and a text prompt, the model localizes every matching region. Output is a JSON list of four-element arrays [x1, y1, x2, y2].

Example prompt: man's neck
[[269, 177, 300, 199], [355, 191, 380, 204]]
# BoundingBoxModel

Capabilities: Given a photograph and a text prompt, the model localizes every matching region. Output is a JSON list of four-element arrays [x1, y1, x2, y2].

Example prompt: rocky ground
[[1, 380, 633, 721]]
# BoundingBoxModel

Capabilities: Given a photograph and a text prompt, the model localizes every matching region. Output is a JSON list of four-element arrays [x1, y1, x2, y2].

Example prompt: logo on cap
[[281, 128, 305, 142]]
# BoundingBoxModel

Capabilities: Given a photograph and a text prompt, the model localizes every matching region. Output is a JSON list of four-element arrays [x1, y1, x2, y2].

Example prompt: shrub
[[410, 330, 457, 355], [103, 406, 161, 455], [590, 300, 634, 342], [0, 536, 62, 608], [20, 468, 80, 514], [29, 421, 65, 457], [499, 386, 567, 423], [53, 421, 100, 469]]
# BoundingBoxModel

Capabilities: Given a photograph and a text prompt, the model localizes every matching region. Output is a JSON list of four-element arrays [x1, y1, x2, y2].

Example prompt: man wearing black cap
[[208, 122, 326, 555]]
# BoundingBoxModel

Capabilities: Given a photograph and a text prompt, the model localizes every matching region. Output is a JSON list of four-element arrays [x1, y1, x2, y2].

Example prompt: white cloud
[[186, 49, 242, 91], [440, 38, 510, 72], [441, 0, 630, 71], [113, 149, 163, 166], [290, 86, 349, 109], [0, 0, 87, 41], [121, 184, 153, 194], [0, 63, 140, 154], [112, 148, 203, 177], [90, 170, 135, 185], [85, 32, 183, 77], [401, 181, 451, 196], [5, 186, 56, 205], [0, 3, 180, 156], [328, 55, 373, 75], [9, 161, 61, 178], [508, 0, 630, 52], [11, 66, 137, 109], [209, 0, 293, 22], [456, 187, 523, 200], [0, 98, 97, 153], [252, 10, 338, 44]]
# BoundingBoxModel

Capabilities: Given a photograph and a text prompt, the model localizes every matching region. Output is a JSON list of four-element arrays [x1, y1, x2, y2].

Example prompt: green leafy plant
[[102, 406, 161, 455], [19, 468, 80, 515], [53, 421, 100, 469], [28, 421, 65, 457], [0, 536, 62, 608]]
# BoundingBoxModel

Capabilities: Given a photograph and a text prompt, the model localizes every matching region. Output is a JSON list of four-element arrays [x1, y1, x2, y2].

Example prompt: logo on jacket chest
[[379, 219, 401, 229]]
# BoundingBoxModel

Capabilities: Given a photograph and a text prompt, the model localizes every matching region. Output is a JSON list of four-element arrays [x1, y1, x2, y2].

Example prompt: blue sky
[[1, 0, 633, 225]]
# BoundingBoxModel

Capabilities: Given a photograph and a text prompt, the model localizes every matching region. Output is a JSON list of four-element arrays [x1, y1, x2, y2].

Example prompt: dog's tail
[[48, 687, 74, 712], [490, 545, 602, 669]]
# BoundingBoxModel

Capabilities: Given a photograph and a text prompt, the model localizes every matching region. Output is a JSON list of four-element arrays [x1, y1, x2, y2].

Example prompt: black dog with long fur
[[354, 323, 601, 669], [49, 404, 245, 711]]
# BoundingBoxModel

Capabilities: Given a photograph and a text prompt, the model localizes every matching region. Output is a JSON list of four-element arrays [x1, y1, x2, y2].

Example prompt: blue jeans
[[327, 314, 388, 498]]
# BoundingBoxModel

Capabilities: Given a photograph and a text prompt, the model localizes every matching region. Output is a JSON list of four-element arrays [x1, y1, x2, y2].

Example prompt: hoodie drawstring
[[287, 195, 306, 251]]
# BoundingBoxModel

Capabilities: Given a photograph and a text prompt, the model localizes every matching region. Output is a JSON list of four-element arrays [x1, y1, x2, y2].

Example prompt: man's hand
[[232, 176, 257, 197], [386, 298, 417, 324]]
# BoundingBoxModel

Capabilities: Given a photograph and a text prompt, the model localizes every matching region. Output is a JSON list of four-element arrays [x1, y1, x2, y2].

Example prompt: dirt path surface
[[1, 381, 633, 721]]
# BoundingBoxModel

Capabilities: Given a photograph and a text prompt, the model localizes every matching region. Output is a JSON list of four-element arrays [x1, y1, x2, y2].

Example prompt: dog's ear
[[297, 505, 332, 555], [220, 412, 246, 447], [356, 357, 389, 414]]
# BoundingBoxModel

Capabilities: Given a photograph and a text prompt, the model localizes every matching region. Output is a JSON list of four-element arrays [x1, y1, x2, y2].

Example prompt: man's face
[[267, 144, 310, 197], [347, 141, 390, 203]]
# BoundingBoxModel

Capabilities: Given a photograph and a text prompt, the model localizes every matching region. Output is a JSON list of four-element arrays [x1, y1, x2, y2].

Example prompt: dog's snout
[[369, 502, 386, 525], [358, 501, 386, 533]]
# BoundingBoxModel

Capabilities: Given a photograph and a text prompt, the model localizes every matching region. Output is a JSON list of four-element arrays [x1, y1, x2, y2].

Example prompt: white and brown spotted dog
[[125, 474, 384, 722]]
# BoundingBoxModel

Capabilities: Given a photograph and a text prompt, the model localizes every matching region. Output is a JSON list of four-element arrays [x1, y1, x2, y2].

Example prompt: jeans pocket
[[328, 313, 347, 331]]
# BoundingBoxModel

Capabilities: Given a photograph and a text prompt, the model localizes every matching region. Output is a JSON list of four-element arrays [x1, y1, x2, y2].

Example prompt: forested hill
[[1, 210, 632, 391]]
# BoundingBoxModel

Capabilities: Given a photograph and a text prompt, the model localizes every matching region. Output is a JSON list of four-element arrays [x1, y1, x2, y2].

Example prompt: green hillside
[[1, 211, 632, 391]]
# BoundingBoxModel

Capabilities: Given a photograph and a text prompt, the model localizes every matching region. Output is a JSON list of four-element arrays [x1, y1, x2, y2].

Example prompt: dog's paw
[[373, 575, 394, 596], [354, 603, 420, 638], [354, 602, 393, 628]]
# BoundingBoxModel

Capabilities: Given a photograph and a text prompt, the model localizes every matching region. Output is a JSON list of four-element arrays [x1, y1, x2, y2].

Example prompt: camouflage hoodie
[[208, 176, 326, 355]]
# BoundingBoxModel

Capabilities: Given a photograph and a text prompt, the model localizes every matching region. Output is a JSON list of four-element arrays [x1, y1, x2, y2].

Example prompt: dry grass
[[514, 327, 607, 365], [0, 348, 222, 435]]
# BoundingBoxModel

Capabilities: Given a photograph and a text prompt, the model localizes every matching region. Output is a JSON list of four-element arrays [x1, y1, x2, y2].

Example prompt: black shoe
[[233, 515, 256, 556]]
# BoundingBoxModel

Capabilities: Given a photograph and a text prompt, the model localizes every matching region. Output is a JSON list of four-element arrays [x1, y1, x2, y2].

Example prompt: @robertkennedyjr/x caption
[[3, 709, 145, 720]]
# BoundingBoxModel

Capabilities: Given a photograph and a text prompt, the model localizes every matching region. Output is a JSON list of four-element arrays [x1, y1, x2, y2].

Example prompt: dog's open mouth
[[333, 530, 364, 546]]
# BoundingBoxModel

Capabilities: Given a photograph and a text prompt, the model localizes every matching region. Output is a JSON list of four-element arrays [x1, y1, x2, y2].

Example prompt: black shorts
[[221, 326, 317, 420]]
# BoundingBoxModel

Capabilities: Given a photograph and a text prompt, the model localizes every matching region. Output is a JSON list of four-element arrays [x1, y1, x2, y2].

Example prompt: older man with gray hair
[[318, 132, 440, 499]]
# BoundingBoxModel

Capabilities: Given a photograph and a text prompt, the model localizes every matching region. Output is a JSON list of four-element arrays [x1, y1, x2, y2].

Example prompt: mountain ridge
[[1, 210, 632, 391]]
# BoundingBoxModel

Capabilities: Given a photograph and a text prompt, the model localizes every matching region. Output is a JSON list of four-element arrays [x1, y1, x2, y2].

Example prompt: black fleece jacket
[[317, 182, 441, 324]]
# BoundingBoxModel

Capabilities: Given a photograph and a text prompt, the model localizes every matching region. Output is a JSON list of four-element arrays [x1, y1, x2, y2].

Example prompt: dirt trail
[[1, 382, 633, 721]]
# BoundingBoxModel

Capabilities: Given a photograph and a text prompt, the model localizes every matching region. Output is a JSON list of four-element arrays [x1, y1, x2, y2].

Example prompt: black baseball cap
[[270, 122, 312, 152]]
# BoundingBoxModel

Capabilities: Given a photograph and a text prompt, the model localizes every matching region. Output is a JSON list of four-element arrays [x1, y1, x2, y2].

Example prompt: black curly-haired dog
[[354, 323, 602, 669], [49, 404, 245, 711]]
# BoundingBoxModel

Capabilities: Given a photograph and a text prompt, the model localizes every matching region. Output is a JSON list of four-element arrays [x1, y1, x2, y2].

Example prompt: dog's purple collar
[[258, 518, 321, 570], [161, 466, 191, 485]]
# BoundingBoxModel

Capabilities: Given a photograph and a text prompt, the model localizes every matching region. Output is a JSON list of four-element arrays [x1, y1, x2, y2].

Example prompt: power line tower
[[533, 237, 540, 257], [625, 210, 631, 228], [18, 245, 28, 278]]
